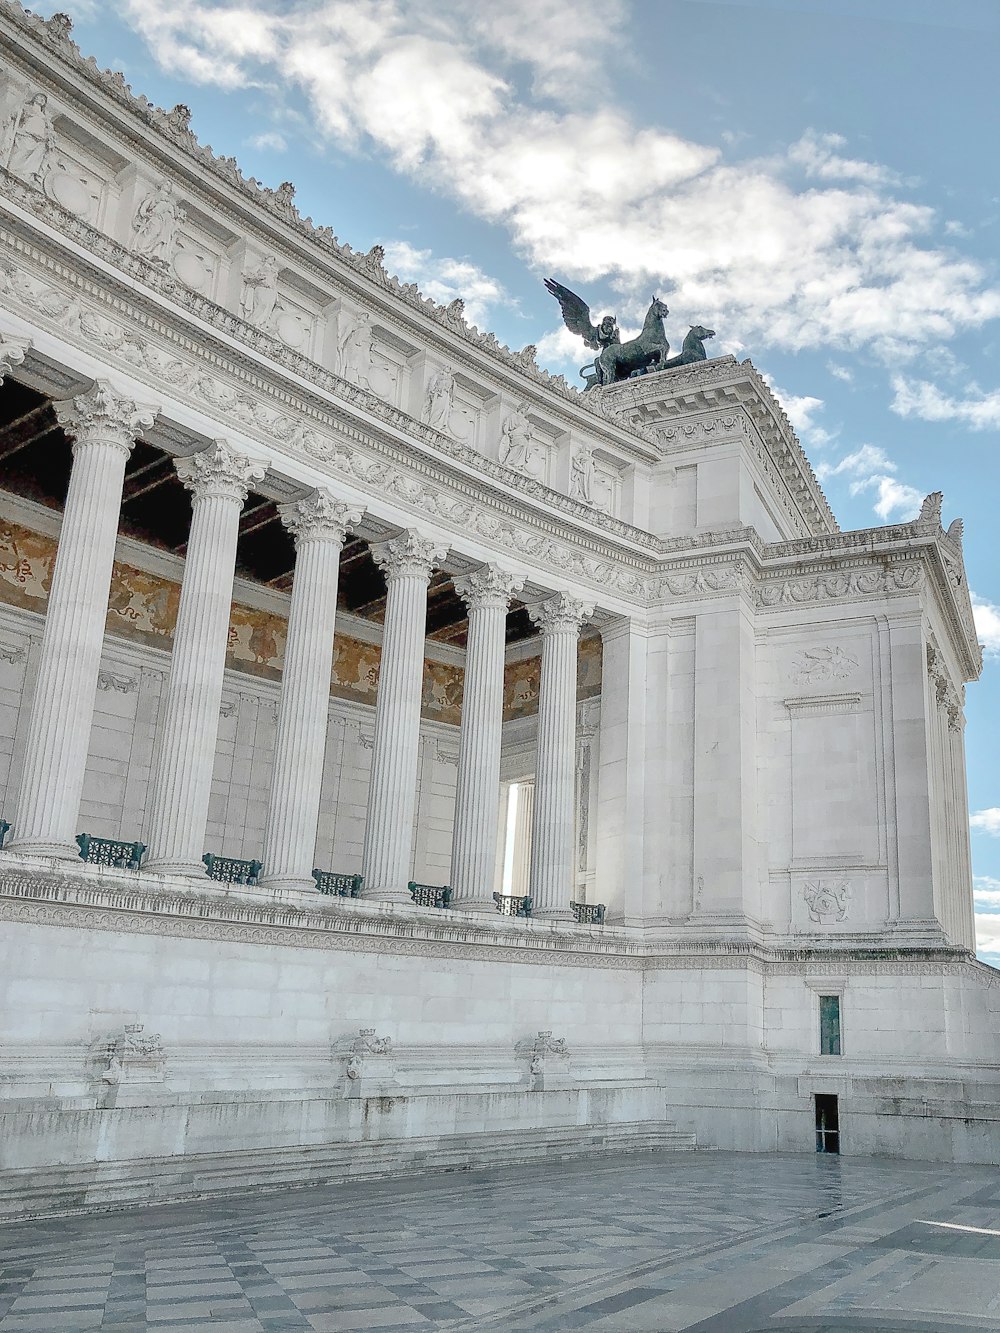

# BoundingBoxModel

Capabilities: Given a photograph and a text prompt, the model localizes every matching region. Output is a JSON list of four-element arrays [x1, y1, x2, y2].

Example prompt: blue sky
[[28, 0, 1000, 959]]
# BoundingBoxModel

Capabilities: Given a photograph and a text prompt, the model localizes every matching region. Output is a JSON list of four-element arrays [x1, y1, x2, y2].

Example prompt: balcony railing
[[313, 869, 364, 897], [493, 891, 532, 917], [76, 834, 145, 870], [202, 853, 262, 885], [571, 901, 606, 925], [408, 881, 452, 910]]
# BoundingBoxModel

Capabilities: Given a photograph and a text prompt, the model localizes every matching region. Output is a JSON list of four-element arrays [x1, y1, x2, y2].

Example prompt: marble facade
[[0, 2, 996, 1219]]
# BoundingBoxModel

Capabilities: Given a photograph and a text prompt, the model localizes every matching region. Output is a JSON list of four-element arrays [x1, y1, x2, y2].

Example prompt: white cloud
[[971, 594, 1000, 659], [970, 808, 1000, 836], [762, 378, 833, 447], [248, 130, 287, 151], [381, 240, 510, 329], [973, 876, 1000, 909], [118, 0, 1000, 362], [891, 376, 1000, 430], [827, 362, 854, 384], [814, 444, 923, 521], [975, 912, 1000, 961]]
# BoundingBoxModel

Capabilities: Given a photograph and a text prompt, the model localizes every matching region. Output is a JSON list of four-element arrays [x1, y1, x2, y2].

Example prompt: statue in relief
[[499, 402, 535, 473], [570, 447, 595, 505], [240, 254, 281, 329], [1, 91, 56, 188], [424, 366, 455, 433], [337, 310, 374, 387], [131, 182, 186, 263]]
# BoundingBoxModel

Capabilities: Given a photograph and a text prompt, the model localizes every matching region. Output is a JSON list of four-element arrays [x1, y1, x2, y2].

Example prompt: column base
[[449, 896, 498, 913], [143, 858, 209, 879], [532, 907, 576, 924], [4, 838, 79, 861], [259, 874, 316, 894], [362, 885, 412, 906]]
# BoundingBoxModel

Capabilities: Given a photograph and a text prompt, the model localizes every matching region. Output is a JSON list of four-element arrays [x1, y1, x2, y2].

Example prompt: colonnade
[[4, 380, 597, 919]]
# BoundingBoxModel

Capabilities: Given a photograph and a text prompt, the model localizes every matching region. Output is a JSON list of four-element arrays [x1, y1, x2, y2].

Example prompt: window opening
[[819, 994, 842, 1056]]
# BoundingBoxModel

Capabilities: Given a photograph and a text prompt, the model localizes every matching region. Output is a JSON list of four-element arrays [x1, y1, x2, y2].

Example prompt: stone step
[[0, 1120, 696, 1221]]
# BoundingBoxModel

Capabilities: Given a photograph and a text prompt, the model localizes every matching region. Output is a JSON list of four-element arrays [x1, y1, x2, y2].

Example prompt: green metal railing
[[202, 853, 262, 885], [571, 901, 606, 925], [313, 869, 363, 897], [408, 881, 452, 909], [76, 834, 145, 870], [493, 891, 532, 917]]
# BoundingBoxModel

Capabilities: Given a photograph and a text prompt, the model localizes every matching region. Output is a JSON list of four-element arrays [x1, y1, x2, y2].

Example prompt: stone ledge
[[0, 1120, 696, 1222]]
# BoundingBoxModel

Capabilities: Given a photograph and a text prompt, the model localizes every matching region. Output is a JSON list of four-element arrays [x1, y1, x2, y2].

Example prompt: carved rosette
[[54, 379, 157, 458], [527, 591, 594, 637], [454, 563, 524, 613], [278, 489, 364, 548], [370, 529, 448, 584], [0, 331, 30, 384], [175, 439, 267, 504]]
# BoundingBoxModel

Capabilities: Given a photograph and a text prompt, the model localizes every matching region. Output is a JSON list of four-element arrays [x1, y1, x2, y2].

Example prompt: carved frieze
[[803, 879, 852, 924], [788, 645, 859, 684]]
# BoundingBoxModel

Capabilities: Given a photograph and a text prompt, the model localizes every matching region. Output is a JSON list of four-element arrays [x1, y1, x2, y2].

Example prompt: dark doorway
[[815, 1093, 840, 1153]]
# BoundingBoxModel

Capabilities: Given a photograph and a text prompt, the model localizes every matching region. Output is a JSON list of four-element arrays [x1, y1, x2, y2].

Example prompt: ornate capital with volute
[[527, 591, 594, 636], [175, 439, 267, 504], [278, 489, 364, 547], [369, 529, 449, 583], [454, 563, 524, 612], [0, 330, 30, 385], [53, 379, 157, 458]]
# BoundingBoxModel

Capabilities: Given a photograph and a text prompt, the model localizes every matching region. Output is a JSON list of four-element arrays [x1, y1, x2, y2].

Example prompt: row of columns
[[5, 380, 595, 918]]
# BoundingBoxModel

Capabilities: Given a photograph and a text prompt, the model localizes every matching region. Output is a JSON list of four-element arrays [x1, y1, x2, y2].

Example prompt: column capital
[[527, 591, 594, 636], [175, 439, 267, 504], [0, 330, 29, 384], [54, 379, 157, 458], [278, 489, 364, 547], [370, 529, 448, 583], [453, 563, 524, 612]]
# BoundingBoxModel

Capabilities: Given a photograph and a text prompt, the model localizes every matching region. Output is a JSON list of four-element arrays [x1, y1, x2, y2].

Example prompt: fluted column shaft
[[145, 441, 266, 875], [528, 593, 593, 919], [450, 565, 523, 907], [511, 782, 534, 899], [10, 381, 155, 857], [261, 491, 363, 891], [362, 530, 447, 903]]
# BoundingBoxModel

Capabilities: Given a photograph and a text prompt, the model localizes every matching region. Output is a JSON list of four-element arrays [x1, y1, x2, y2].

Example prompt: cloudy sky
[[34, 0, 1000, 960]]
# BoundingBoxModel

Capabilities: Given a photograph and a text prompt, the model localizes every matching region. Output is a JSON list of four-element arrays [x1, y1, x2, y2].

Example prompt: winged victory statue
[[544, 278, 714, 390]]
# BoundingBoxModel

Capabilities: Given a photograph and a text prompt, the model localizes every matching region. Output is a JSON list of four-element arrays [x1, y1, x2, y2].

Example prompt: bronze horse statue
[[544, 280, 671, 387]]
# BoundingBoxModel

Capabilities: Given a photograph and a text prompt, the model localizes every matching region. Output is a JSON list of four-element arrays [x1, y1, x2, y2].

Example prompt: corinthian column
[[450, 564, 523, 908], [362, 530, 448, 903], [261, 490, 363, 891], [144, 441, 266, 875], [10, 381, 156, 858], [527, 593, 593, 919]]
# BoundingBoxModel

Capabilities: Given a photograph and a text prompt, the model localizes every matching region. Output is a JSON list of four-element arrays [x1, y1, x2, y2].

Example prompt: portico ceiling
[[0, 381, 537, 648]]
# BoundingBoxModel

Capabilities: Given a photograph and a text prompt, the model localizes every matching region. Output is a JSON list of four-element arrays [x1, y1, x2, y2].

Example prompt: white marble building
[[0, 3, 996, 1219]]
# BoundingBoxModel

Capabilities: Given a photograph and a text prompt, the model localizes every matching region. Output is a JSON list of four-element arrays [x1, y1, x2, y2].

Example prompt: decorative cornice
[[174, 439, 267, 504], [0, 863, 984, 977], [453, 564, 524, 612], [0, 3, 665, 450], [53, 379, 157, 457], [278, 489, 364, 547]]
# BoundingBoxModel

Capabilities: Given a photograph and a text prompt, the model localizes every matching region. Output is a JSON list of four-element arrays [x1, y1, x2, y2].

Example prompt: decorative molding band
[[784, 692, 862, 717]]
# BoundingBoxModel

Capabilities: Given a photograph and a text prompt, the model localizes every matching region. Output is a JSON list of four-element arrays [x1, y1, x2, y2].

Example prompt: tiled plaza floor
[[1, 1152, 999, 1331]]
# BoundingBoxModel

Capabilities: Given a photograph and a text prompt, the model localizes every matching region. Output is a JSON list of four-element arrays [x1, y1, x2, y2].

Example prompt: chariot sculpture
[[544, 278, 715, 389]]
